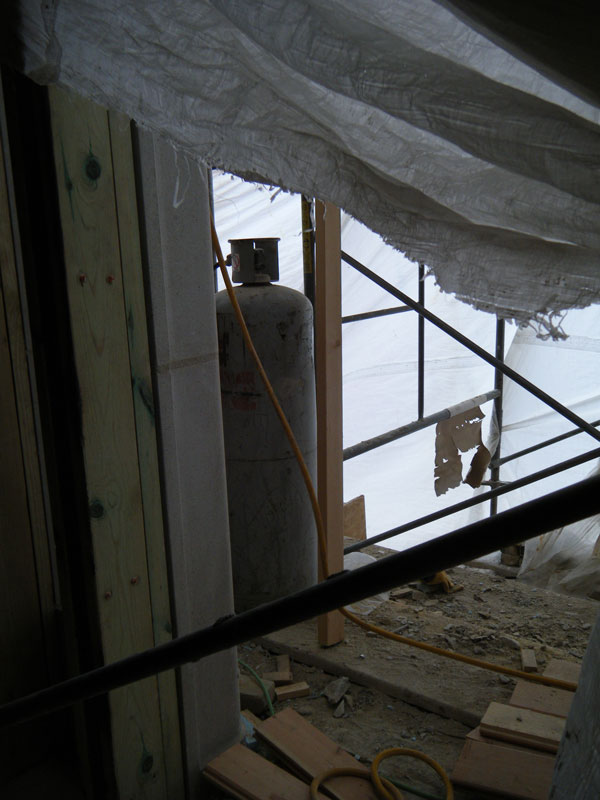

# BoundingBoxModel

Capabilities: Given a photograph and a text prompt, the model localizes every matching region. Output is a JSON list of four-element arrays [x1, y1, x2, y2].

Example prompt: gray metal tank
[[215, 238, 317, 612]]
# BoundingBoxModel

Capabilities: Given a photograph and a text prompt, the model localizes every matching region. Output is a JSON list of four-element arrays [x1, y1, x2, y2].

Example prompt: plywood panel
[[48, 86, 168, 799]]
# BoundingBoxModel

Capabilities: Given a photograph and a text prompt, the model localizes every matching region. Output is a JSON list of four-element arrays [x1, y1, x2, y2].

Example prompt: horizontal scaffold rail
[[343, 389, 499, 461], [340, 251, 600, 446], [344, 446, 600, 554], [493, 418, 600, 468], [1, 475, 599, 729]]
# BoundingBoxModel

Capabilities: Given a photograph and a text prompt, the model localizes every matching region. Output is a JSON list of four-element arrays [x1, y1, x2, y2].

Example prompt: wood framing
[[314, 200, 344, 646], [48, 86, 181, 798]]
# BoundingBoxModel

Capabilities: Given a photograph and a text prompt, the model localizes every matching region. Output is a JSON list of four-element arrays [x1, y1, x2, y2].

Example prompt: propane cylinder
[[216, 238, 317, 612]]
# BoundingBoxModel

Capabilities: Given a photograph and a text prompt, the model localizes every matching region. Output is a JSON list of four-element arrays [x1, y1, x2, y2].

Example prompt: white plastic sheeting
[[8, 0, 600, 327], [214, 172, 600, 598], [490, 318, 600, 597]]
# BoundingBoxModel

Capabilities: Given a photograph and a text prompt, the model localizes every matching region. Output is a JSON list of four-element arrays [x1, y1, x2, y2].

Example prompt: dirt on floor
[[234, 555, 599, 799]]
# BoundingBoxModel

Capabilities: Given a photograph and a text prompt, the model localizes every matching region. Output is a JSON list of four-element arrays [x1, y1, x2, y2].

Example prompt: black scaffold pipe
[[2, 474, 600, 729]]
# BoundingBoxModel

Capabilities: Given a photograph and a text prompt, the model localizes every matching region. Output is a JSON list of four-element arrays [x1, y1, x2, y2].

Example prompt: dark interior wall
[[1, 67, 115, 798]]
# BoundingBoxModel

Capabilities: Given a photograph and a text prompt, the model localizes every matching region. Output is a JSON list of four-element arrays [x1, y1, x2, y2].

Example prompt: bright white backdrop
[[214, 171, 600, 591]]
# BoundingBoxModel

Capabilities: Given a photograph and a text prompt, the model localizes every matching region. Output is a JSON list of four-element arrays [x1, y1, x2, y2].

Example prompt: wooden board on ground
[[543, 659, 581, 684], [520, 648, 538, 672], [204, 743, 328, 800], [510, 680, 574, 718], [255, 708, 379, 800], [452, 727, 555, 799], [275, 682, 310, 701], [480, 701, 564, 753]]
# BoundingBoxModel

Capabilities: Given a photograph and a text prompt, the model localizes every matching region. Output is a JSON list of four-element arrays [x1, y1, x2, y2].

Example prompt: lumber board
[[314, 200, 344, 646], [480, 701, 564, 753], [543, 659, 581, 684], [453, 727, 555, 799], [520, 648, 538, 672], [275, 681, 310, 700], [107, 109, 184, 797], [255, 708, 378, 800], [49, 86, 168, 799], [510, 680, 574, 718], [204, 743, 328, 800]]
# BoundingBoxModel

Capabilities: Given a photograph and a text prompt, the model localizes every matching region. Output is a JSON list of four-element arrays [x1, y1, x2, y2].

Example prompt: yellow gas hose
[[212, 218, 575, 799], [211, 219, 577, 693]]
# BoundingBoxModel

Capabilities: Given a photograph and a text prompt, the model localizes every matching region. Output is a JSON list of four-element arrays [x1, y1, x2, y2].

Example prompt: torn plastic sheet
[[6, 0, 600, 326]]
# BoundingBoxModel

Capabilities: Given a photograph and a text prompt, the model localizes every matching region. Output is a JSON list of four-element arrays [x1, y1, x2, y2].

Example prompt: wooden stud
[[48, 86, 168, 799], [107, 109, 184, 797], [314, 200, 344, 646]]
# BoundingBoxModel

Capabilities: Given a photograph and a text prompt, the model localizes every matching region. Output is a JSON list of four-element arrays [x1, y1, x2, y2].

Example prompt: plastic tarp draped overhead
[[6, 0, 600, 328]]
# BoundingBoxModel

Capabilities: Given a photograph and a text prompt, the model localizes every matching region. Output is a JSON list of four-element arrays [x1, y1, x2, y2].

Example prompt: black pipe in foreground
[[2, 474, 600, 729], [341, 251, 600, 446]]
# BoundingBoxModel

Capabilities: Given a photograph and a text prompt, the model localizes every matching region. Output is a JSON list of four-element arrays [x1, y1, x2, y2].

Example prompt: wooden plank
[[543, 659, 581, 683], [48, 86, 167, 799], [453, 728, 555, 799], [510, 680, 574, 718], [343, 495, 366, 541], [314, 200, 344, 646], [255, 708, 379, 800], [521, 648, 538, 672], [107, 109, 184, 797], [275, 682, 310, 700], [204, 743, 328, 800], [480, 701, 565, 753]]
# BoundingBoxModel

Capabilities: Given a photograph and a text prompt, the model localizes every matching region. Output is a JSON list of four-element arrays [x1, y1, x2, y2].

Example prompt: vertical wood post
[[314, 200, 344, 646]]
